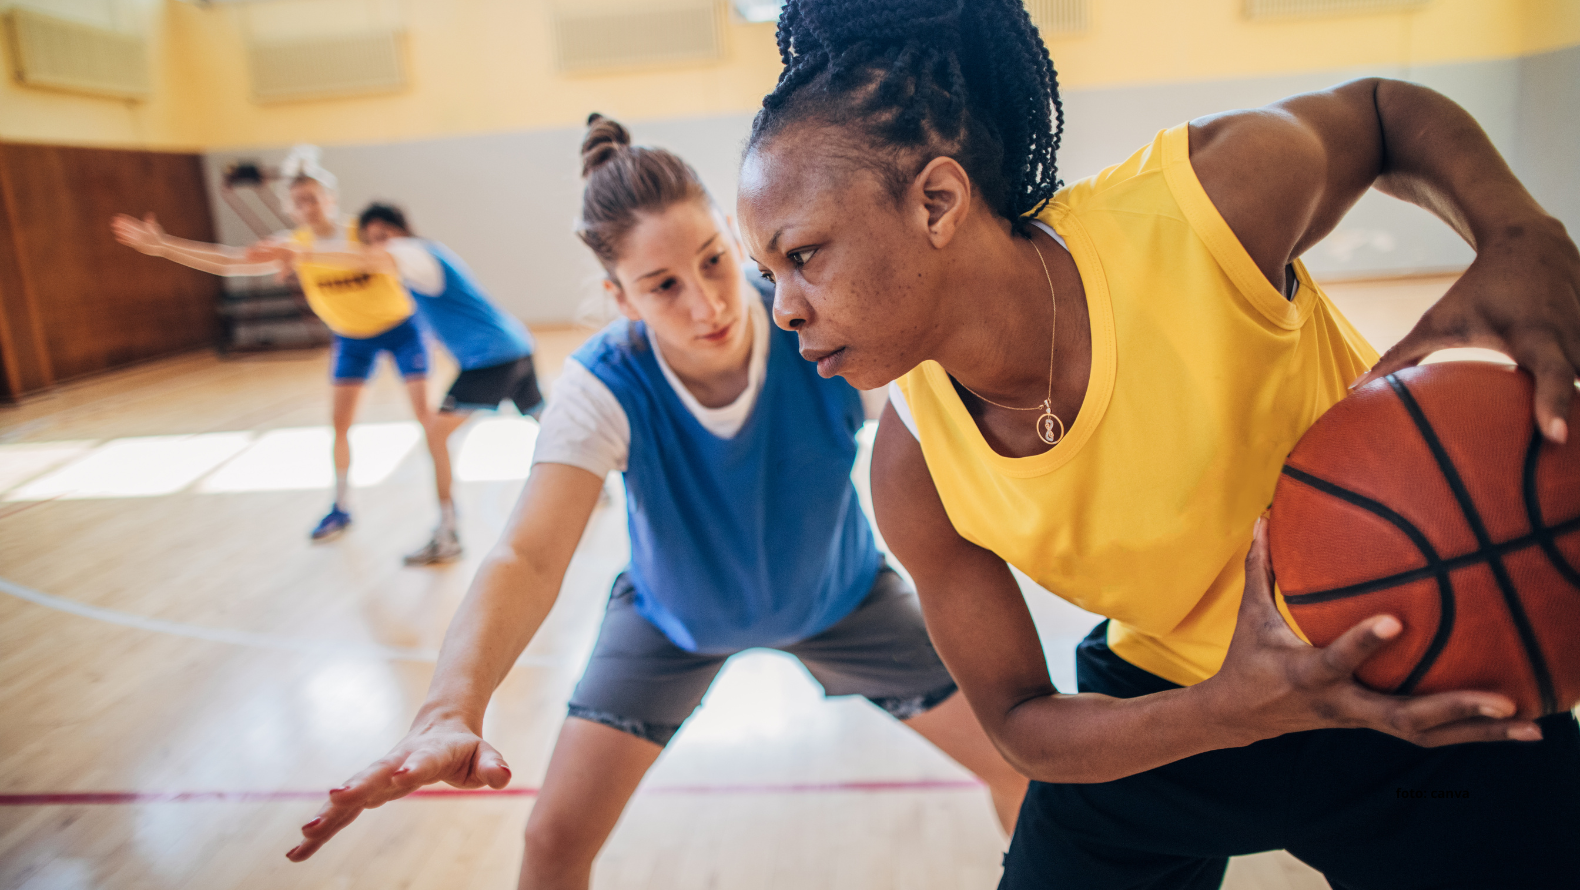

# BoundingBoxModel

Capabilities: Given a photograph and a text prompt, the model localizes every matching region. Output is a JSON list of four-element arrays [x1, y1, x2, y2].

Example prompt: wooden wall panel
[[0, 143, 220, 397]]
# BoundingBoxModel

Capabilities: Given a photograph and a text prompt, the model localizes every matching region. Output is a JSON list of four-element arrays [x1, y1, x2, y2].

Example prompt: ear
[[606, 278, 641, 321], [912, 157, 972, 249]]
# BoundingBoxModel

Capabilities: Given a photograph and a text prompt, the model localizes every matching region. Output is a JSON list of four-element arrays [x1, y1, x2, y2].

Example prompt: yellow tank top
[[895, 124, 1379, 686], [291, 225, 413, 338]]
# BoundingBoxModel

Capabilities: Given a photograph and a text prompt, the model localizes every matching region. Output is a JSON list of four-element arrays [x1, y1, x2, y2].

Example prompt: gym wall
[[0, 143, 220, 400], [4, 0, 1577, 328]]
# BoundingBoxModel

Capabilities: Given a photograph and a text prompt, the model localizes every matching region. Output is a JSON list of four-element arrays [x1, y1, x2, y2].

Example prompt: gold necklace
[[953, 237, 1065, 446]]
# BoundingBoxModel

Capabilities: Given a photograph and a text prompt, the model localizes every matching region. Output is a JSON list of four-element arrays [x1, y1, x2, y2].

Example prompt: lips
[[699, 320, 735, 343], [801, 344, 847, 378]]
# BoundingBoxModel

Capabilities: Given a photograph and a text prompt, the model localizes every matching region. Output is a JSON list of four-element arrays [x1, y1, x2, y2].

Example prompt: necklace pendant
[[1036, 411, 1065, 446]]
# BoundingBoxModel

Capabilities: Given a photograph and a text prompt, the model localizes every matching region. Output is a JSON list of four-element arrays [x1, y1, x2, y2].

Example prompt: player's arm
[[1189, 77, 1580, 441], [287, 462, 604, 862], [110, 213, 277, 276], [870, 403, 1537, 785], [243, 242, 400, 276]]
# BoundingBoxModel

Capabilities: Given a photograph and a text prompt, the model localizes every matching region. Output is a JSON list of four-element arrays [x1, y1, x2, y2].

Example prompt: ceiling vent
[[553, 1, 721, 74], [1026, 0, 1090, 36], [247, 29, 408, 103], [1245, 0, 1429, 20], [3, 6, 150, 100]]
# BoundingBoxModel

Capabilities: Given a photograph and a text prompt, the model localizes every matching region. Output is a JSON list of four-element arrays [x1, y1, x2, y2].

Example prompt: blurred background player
[[112, 145, 435, 545], [282, 115, 1027, 886], [348, 203, 542, 565]]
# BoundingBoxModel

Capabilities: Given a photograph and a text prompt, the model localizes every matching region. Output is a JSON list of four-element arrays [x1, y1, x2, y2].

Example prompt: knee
[[521, 814, 600, 876]]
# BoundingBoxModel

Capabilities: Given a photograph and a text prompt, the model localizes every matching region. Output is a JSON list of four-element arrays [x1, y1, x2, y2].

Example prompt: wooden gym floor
[[0, 276, 1511, 889]]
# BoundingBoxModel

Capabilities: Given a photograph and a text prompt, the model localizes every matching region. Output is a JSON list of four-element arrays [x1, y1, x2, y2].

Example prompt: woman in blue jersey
[[284, 115, 1026, 886], [355, 203, 543, 565]]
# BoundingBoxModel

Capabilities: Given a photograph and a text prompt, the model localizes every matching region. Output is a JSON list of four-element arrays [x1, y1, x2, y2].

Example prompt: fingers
[[1235, 517, 1303, 646], [1313, 613, 1402, 680], [474, 741, 513, 790], [1344, 687, 1539, 747], [1352, 335, 1434, 391], [287, 796, 368, 862], [1509, 337, 1576, 443]]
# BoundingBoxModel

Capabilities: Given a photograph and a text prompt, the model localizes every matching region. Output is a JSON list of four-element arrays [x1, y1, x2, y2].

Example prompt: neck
[[933, 220, 1058, 407], [308, 219, 338, 239], [655, 306, 755, 410]]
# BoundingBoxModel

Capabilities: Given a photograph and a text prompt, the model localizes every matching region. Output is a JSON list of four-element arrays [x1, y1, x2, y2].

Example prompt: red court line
[[0, 779, 983, 807]]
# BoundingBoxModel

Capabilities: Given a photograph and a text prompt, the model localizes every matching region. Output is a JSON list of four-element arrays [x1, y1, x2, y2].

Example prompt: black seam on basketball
[[1280, 512, 1580, 603], [1523, 427, 1580, 592], [1278, 465, 1454, 693], [1386, 374, 1558, 714]]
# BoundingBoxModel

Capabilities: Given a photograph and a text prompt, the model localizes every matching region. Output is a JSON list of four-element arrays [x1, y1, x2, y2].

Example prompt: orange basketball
[[1269, 362, 1580, 719]]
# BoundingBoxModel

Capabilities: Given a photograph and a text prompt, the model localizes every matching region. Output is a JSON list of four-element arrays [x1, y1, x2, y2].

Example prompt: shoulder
[[571, 315, 651, 379]]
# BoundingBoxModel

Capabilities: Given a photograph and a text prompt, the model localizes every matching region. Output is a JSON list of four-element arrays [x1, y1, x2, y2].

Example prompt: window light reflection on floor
[[199, 422, 420, 493], [0, 440, 100, 495], [453, 417, 539, 482], [6, 433, 254, 501]]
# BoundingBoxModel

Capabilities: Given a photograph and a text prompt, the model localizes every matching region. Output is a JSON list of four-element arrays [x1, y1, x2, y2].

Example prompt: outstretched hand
[[110, 212, 165, 256], [1352, 218, 1580, 443], [1204, 517, 1543, 748], [286, 719, 512, 862]]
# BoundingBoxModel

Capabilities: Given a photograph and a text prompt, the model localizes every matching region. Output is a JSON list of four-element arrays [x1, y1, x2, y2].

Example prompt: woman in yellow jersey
[[736, 2, 1580, 887], [112, 146, 434, 544]]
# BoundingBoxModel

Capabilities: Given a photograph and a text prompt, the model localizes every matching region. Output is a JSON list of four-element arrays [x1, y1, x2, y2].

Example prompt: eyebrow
[[635, 233, 722, 282]]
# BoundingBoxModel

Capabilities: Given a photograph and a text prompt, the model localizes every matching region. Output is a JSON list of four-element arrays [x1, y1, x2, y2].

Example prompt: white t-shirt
[[532, 295, 772, 477], [887, 221, 1070, 441], [383, 238, 445, 295]]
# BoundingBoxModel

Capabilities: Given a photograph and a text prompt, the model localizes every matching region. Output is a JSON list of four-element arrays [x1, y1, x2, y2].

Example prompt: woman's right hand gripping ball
[[1202, 518, 1543, 749]]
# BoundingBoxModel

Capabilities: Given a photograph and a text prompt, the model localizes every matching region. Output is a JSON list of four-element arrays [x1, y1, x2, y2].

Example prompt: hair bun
[[581, 113, 632, 178]]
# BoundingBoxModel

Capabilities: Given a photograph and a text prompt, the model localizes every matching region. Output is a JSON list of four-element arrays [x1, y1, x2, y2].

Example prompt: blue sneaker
[[310, 505, 352, 542]]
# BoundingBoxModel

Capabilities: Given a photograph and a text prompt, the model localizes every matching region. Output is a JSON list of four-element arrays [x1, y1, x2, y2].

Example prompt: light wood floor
[[0, 278, 1477, 889]]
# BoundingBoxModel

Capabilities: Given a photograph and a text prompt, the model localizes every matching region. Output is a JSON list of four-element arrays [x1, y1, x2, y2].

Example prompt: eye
[[652, 276, 678, 294], [787, 246, 818, 267], [705, 251, 725, 270], [757, 265, 775, 284]]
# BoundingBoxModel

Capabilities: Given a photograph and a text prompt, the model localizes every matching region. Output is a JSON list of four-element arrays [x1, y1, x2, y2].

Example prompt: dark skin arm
[[1192, 77, 1580, 441], [875, 80, 1567, 783], [873, 403, 1538, 784]]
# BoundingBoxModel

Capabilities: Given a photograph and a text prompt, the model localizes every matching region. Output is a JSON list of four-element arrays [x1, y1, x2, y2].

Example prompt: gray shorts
[[567, 566, 958, 746]]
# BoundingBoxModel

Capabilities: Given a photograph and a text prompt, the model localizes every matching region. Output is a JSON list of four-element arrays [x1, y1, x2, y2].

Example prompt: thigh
[[1003, 623, 1291, 887], [331, 335, 377, 383], [385, 319, 429, 379], [779, 566, 957, 719], [508, 355, 544, 416], [568, 574, 729, 746], [440, 359, 517, 414], [1285, 710, 1580, 889]]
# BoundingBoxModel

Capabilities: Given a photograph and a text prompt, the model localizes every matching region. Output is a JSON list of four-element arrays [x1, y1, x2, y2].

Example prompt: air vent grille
[[1246, 0, 1429, 20], [3, 7, 150, 100], [553, 2, 721, 73], [247, 29, 407, 103], [1026, 0, 1089, 35]]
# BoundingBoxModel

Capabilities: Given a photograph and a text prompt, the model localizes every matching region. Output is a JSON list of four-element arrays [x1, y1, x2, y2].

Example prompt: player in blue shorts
[[114, 146, 435, 545], [283, 115, 1027, 887], [354, 203, 543, 565]]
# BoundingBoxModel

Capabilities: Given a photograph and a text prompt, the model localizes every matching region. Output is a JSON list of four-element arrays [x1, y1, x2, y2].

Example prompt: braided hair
[[749, 0, 1064, 222]]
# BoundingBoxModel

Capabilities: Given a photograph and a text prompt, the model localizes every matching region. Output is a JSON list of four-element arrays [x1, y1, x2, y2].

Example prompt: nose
[[694, 276, 728, 323], [772, 279, 808, 331]]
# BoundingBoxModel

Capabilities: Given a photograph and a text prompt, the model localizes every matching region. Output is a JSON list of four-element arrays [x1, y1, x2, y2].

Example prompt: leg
[[401, 376, 445, 503], [518, 717, 663, 890], [902, 691, 1028, 834], [330, 381, 364, 497]]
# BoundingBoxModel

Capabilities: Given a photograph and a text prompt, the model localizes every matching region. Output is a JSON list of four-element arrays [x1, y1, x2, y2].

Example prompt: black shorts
[[440, 355, 542, 416], [1000, 622, 1580, 890]]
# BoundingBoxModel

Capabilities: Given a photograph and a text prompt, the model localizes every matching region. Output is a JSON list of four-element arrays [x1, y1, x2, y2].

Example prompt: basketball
[[1269, 362, 1580, 718]]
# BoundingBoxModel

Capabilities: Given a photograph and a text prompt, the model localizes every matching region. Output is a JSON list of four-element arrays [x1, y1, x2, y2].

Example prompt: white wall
[[205, 54, 1575, 324]]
